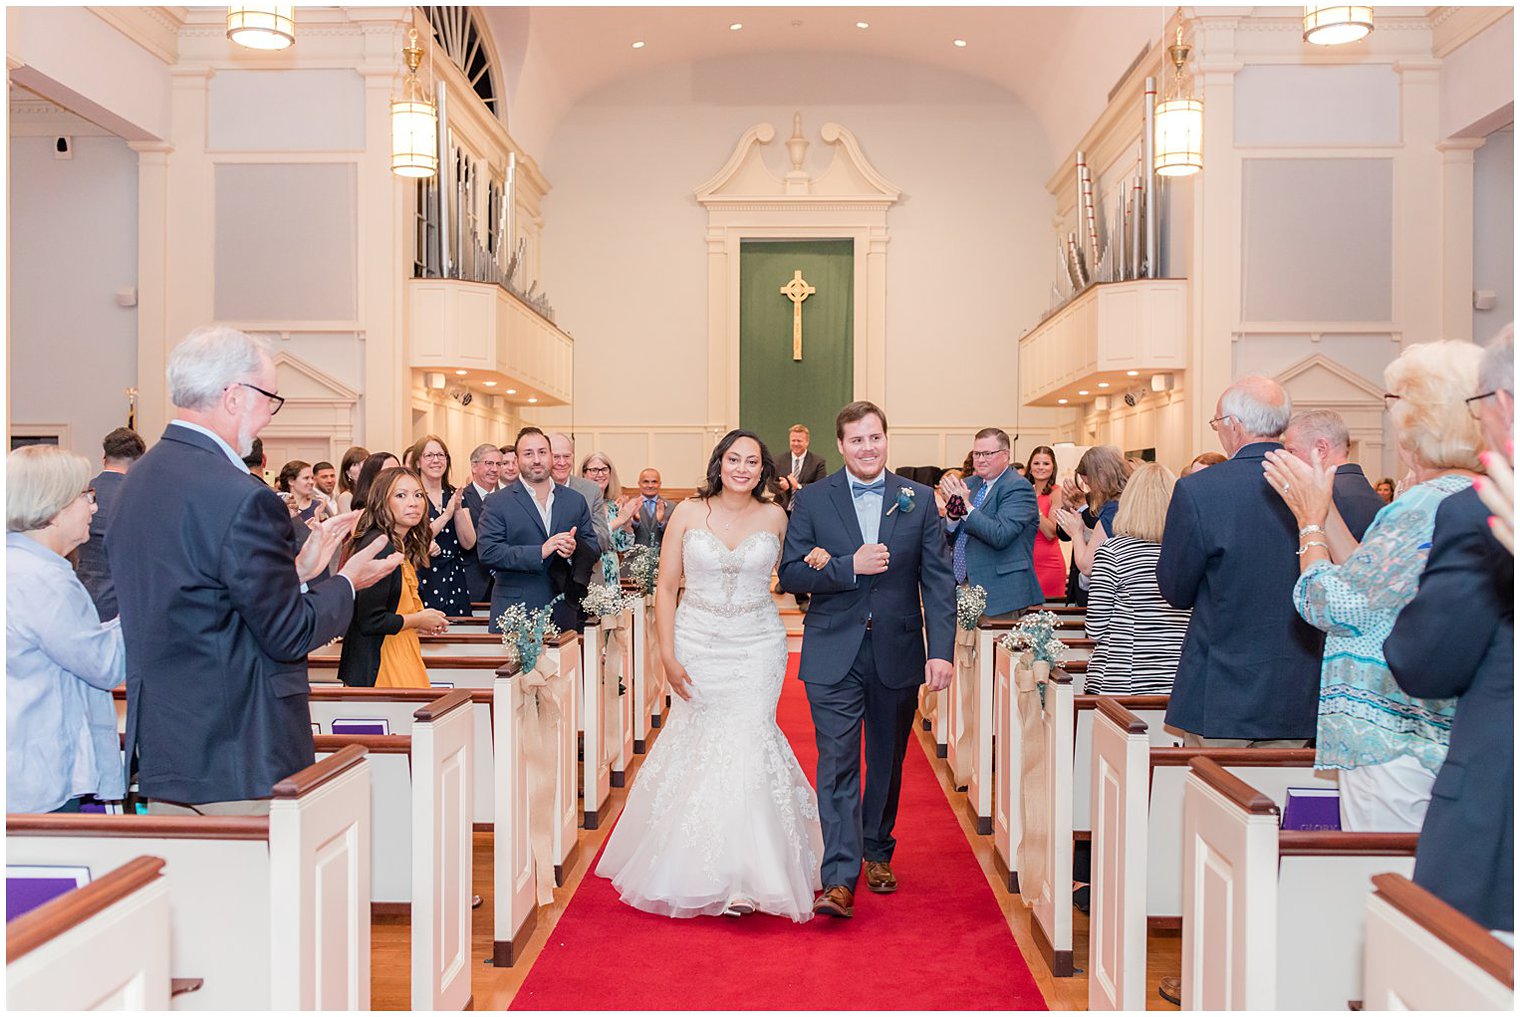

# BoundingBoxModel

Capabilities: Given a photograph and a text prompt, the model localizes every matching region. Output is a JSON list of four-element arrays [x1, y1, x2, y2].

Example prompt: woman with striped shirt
[[1085, 463, 1191, 695]]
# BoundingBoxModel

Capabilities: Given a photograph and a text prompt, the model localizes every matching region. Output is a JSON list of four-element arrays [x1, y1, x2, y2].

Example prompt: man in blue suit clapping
[[938, 427, 1043, 620]]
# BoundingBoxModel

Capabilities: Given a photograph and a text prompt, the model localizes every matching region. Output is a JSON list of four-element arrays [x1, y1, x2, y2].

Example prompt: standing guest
[[1375, 477, 1396, 503], [582, 451, 635, 586], [311, 461, 339, 514], [1266, 341, 1483, 831], [1053, 445, 1127, 607], [1385, 327, 1514, 930], [460, 443, 503, 607], [1085, 463, 1191, 694], [1281, 409, 1385, 541], [776, 423, 827, 511], [549, 432, 613, 555], [275, 461, 329, 554], [7, 446, 126, 813], [933, 468, 963, 517], [938, 427, 1042, 621], [631, 468, 671, 549], [1182, 451, 1226, 476], [1022, 445, 1068, 602], [338, 468, 450, 688], [74, 426, 145, 621], [1158, 375, 1320, 747], [498, 445, 519, 488], [335, 445, 369, 514], [241, 436, 267, 482], [409, 435, 475, 616], [476, 426, 598, 634], [350, 451, 401, 514], [107, 325, 399, 813]]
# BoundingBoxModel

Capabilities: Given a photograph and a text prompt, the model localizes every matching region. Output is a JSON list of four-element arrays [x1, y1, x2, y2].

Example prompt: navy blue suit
[[475, 481, 598, 634], [107, 425, 354, 804], [1333, 463, 1386, 542], [1157, 442, 1324, 741], [777, 469, 955, 891], [459, 483, 494, 606], [947, 468, 1044, 616], [75, 469, 127, 621], [1384, 487, 1513, 931]]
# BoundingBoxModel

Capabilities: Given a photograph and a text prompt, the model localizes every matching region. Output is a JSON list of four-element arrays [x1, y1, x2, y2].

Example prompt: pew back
[[1363, 873, 1514, 1010]]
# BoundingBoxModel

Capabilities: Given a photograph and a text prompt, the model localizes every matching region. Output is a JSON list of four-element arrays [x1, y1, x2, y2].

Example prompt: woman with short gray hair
[[6, 445, 127, 813]]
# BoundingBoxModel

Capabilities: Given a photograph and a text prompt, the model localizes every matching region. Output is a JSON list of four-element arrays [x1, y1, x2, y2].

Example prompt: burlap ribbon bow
[[516, 651, 568, 906], [1013, 655, 1051, 908]]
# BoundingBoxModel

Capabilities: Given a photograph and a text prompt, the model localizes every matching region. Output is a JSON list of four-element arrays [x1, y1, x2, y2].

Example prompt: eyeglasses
[[1208, 414, 1235, 431], [584, 466, 611, 476], [1466, 390, 1500, 420], [1382, 393, 1403, 411], [231, 381, 285, 415], [79, 488, 97, 505], [420, 452, 448, 461], [478, 459, 503, 468], [969, 449, 1007, 460]]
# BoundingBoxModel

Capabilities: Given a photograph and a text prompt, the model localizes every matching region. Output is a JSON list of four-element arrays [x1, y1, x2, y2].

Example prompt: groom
[[778, 400, 956, 918]]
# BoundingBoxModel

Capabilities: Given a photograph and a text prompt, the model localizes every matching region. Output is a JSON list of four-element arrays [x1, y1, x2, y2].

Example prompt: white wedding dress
[[595, 528, 823, 922]]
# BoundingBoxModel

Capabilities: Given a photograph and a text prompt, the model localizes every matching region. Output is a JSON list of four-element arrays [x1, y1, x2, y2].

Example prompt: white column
[[1437, 139, 1484, 342]]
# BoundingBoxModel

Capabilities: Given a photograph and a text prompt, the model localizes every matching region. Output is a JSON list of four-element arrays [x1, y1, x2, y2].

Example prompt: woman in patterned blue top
[[1265, 340, 1485, 832]]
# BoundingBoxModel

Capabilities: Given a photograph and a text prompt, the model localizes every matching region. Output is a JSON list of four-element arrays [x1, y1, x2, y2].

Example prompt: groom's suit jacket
[[777, 468, 956, 688], [476, 481, 598, 633]]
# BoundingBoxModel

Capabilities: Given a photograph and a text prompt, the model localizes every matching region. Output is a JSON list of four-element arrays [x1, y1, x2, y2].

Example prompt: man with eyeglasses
[[107, 325, 401, 816], [461, 443, 504, 606], [937, 427, 1042, 621], [548, 432, 612, 556]]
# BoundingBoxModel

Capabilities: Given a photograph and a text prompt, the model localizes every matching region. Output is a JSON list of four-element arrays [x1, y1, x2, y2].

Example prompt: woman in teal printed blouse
[[581, 451, 636, 586], [1265, 341, 1485, 832]]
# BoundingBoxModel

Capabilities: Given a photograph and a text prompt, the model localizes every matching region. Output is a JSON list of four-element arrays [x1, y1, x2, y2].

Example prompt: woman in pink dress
[[1023, 446, 1068, 602]]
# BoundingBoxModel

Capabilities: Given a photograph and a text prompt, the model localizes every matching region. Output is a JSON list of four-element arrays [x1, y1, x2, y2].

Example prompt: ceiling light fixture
[[631, 40, 645, 49], [454, 370, 467, 376], [1302, 5, 1373, 45], [505, 389, 517, 395], [389, 23, 438, 179], [527, 397, 539, 404], [953, 38, 968, 48], [484, 381, 497, 387], [1097, 382, 1110, 389], [1057, 398, 1069, 405], [1154, 26, 1203, 177], [1126, 370, 1140, 377], [1078, 390, 1090, 396], [226, 4, 294, 50], [856, 21, 869, 29], [730, 22, 743, 31]]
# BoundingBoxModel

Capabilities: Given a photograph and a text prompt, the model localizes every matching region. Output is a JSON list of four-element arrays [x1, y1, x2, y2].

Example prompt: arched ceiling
[[482, 6, 1167, 165]]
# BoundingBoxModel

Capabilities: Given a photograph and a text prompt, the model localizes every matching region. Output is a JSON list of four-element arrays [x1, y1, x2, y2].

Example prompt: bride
[[595, 430, 823, 921]]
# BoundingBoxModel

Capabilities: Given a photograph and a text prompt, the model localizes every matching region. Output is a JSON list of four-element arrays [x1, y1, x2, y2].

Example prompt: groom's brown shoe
[[864, 861, 898, 894], [812, 885, 854, 918]]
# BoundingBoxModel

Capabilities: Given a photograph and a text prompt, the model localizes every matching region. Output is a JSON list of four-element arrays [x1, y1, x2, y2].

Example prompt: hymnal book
[[1281, 787, 1340, 831]]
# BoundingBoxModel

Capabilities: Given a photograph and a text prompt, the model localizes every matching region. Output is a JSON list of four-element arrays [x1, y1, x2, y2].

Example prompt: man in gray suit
[[549, 432, 612, 554], [631, 467, 670, 548]]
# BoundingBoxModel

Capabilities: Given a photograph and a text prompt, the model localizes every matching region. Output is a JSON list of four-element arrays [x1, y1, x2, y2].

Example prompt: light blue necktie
[[952, 482, 991, 584]]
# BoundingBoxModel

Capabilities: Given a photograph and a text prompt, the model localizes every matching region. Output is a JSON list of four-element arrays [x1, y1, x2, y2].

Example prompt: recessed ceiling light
[[484, 381, 497, 387], [505, 389, 517, 395], [631, 40, 645, 49], [1097, 382, 1110, 388], [1057, 398, 1069, 405], [953, 38, 967, 47], [527, 397, 539, 404], [729, 22, 742, 31], [856, 21, 869, 29], [454, 369, 467, 376], [1078, 390, 1089, 396], [1126, 370, 1140, 376]]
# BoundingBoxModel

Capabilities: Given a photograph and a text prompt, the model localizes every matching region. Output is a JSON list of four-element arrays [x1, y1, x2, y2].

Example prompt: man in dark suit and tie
[[460, 442, 504, 606], [631, 468, 670, 548], [937, 427, 1043, 620], [108, 326, 400, 813], [778, 401, 955, 917], [1384, 328, 1513, 932], [476, 426, 599, 634], [776, 423, 828, 511], [1281, 409, 1386, 540], [1158, 376, 1322, 748], [75, 426, 145, 622]]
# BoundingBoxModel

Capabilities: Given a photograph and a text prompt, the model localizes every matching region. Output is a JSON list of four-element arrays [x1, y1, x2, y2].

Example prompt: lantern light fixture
[[226, 4, 294, 50], [1153, 26, 1202, 177], [1303, 5, 1373, 46], [390, 26, 438, 179]]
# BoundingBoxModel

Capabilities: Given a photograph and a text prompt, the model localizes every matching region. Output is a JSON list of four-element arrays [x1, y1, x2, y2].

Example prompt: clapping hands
[[1478, 446, 1515, 554], [1262, 448, 1334, 528], [541, 525, 578, 559]]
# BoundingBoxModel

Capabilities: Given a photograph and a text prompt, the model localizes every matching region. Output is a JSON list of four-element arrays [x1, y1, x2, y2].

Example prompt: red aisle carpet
[[509, 656, 1048, 1011]]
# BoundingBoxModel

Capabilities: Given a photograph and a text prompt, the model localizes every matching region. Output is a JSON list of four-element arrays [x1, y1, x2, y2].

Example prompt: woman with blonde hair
[[581, 451, 636, 585], [1052, 444, 1128, 606], [1084, 463, 1192, 694], [1265, 340, 1484, 831], [7, 446, 126, 812]]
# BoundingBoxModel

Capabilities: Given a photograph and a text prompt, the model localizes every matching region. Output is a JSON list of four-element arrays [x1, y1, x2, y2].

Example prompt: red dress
[[1032, 491, 1068, 601]]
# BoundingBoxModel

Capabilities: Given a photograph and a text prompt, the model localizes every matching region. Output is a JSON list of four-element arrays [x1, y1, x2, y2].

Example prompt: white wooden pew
[[8, 747, 372, 1009], [1180, 758, 1418, 1010], [7, 855, 173, 1010], [1086, 702, 1323, 1010], [628, 591, 666, 748], [1027, 666, 1076, 976], [947, 619, 1016, 834], [1363, 873, 1514, 1010], [586, 607, 636, 788]]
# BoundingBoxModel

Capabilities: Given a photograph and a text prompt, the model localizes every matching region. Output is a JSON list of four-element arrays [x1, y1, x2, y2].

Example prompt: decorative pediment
[[1275, 354, 1384, 406], [694, 113, 902, 210], [271, 352, 359, 405]]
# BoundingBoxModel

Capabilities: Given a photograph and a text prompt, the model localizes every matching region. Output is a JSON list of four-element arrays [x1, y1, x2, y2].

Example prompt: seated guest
[[1085, 463, 1190, 694], [460, 443, 504, 606], [1281, 408, 1385, 540], [311, 460, 339, 514], [1264, 342, 1482, 832], [75, 426, 145, 621], [1159, 375, 1320, 747], [582, 451, 636, 585], [1052, 444, 1127, 607], [349, 450, 401, 514], [335, 445, 369, 514], [1375, 476, 1396, 503], [938, 427, 1042, 621], [497, 444, 518, 488], [7, 446, 126, 813], [1385, 328, 1514, 930], [338, 468, 449, 688], [1182, 451, 1226, 476], [1023, 446, 1069, 602], [631, 468, 670, 548]]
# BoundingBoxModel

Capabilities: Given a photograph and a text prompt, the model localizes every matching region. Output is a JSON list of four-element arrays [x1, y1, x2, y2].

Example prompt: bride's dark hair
[[695, 429, 778, 503]]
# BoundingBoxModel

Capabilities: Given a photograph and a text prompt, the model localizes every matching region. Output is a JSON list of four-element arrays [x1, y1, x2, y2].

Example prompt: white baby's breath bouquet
[[496, 598, 562, 672], [955, 584, 988, 630], [998, 610, 1067, 666], [623, 544, 660, 597], [581, 582, 634, 620]]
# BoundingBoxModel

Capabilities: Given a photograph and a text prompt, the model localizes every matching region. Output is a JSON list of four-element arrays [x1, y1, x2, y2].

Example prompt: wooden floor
[[371, 709, 1183, 1011]]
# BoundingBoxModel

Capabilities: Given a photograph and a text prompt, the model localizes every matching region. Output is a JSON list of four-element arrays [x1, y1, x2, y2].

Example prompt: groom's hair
[[836, 400, 888, 440]]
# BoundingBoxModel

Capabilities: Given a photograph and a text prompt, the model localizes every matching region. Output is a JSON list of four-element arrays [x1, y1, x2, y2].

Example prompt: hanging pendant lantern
[[1154, 27, 1203, 177], [1303, 5, 1374, 46], [226, 5, 294, 51], [391, 28, 439, 179]]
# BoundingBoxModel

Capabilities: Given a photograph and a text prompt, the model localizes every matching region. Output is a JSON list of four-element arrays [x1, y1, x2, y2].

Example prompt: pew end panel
[[991, 641, 1022, 893], [492, 670, 538, 967], [411, 691, 475, 1011], [1087, 700, 1150, 1011], [1031, 669, 1076, 978], [1363, 873, 1514, 1010], [550, 632, 581, 878]]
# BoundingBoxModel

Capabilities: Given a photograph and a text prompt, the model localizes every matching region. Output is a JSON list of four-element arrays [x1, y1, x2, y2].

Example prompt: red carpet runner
[[509, 657, 1049, 1010]]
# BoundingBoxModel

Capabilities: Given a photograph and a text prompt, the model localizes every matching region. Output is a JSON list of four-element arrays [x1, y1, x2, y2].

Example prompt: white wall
[[536, 53, 1055, 483], [1473, 127, 1514, 340], [9, 135, 139, 458]]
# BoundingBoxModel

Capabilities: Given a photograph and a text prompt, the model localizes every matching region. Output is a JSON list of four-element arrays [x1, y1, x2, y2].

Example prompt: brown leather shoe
[[1158, 975, 1181, 1006], [864, 860, 898, 894], [812, 885, 854, 918]]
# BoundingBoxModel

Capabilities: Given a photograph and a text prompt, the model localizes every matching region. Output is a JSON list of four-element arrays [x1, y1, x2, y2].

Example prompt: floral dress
[[417, 487, 472, 615], [601, 500, 635, 586]]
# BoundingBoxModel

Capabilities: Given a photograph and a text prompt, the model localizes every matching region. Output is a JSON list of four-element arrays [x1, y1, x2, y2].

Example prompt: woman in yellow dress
[[338, 467, 449, 688]]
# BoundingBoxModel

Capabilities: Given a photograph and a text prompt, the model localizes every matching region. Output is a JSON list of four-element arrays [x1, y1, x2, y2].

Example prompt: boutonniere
[[886, 486, 916, 515]]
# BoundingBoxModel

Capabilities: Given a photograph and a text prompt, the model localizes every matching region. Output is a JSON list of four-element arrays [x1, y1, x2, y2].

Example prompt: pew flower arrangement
[[581, 582, 635, 622], [496, 598, 562, 673], [999, 610, 1067, 666], [955, 584, 988, 630], [623, 544, 660, 597]]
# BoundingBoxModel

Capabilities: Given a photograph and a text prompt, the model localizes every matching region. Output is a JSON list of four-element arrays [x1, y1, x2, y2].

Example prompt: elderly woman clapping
[[7, 446, 127, 813], [1263, 341, 1484, 832]]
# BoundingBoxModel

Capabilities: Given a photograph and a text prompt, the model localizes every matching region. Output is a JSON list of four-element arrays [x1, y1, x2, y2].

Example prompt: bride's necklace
[[713, 499, 753, 531]]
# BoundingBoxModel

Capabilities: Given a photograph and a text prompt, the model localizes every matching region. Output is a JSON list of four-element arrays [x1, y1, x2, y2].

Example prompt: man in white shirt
[[776, 423, 827, 511]]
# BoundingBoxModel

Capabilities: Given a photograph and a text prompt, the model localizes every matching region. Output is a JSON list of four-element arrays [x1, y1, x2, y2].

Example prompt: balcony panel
[[408, 278, 574, 406]]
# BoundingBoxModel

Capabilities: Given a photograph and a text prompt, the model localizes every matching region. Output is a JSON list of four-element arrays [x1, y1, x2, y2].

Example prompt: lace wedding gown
[[595, 528, 823, 922]]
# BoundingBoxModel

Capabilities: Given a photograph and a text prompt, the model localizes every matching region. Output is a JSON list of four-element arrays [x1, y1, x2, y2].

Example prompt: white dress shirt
[[847, 471, 884, 545], [520, 478, 555, 534], [168, 420, 248, 473]]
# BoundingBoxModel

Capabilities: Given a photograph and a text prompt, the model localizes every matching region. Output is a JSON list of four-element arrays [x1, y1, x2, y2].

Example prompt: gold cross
[[779, 270, 816, 361]]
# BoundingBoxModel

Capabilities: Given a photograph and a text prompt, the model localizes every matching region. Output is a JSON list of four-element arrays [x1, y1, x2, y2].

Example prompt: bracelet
[[1298, 524, 1326, 537], [1296, 540, 1330, 557]]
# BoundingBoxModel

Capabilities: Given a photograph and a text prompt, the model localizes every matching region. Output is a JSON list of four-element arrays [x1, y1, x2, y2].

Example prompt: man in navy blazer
[[460, 443, 504, 606], [1384, 331, 1513, 931], [476, 426, 599, 634], [1158, 376, 1322, 746], [1281, 409, 1386, 541], [938, 427, 1043, 619], [108, 327, 400, 811], [777, 401, 955, 917]]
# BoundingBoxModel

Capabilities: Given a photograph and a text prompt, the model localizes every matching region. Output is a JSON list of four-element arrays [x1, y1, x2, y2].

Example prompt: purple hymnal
[[1281, 787, 1341, 831], [331, 718, 389, 736], [6, 866, 91, 922]]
